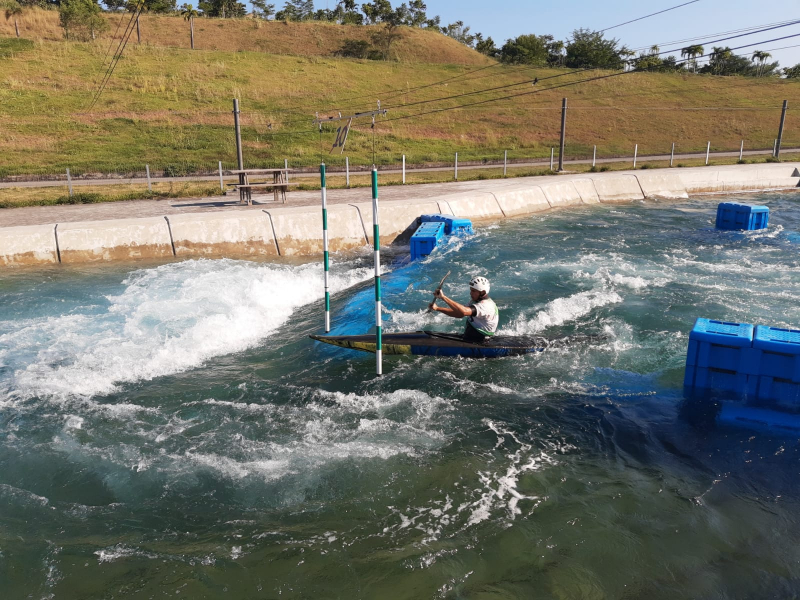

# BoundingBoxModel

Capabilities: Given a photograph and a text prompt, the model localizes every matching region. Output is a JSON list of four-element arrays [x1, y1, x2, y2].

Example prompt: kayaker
[[429, 276, 499, 344]]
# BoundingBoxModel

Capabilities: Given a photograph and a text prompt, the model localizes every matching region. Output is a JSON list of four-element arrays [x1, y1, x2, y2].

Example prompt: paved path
[[0, 179, 499, 228], [1, 148, 795, 190]]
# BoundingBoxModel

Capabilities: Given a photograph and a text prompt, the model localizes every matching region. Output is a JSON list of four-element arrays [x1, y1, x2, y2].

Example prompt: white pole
[[345, 156, 350, 188], [705, 141, 710, 165], [592, 145, 596, 168], [321, 163, 330, 333], [284, 158, 289, 183], [402, 154, 406, 184], [66, 168, 73, 197], [454, 152, 458, 180], [503, 150, 507, 177], [146, 164, 152, 192], [670, 142, 675, 167], [371, 167, 382, 376], [773, 139, 778, 157], [218, 161, 224, 191], [633, 144, 638, 169], [550, 148, 554, 170], [739, 140, 744, 161]]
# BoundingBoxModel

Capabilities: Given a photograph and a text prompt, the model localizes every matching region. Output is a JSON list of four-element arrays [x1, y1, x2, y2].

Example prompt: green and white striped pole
[[321, 162, 331, 332], [372, 166, 382, 375]]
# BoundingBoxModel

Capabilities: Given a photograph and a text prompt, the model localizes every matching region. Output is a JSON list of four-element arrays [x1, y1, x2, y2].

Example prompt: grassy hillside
[[0, 8, 490, 64], [1, 27, 798, 179]]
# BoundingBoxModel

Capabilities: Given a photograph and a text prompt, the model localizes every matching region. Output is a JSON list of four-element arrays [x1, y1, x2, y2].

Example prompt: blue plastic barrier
[[753, 326, 800, 409], [715, 202, 769, 231], [410, 222, 445, 261], [420, 214, 474, 236], [683, 318, 758, 397]]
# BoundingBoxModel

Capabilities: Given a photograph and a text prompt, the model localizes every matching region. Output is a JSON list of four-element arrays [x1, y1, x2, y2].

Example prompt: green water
[[2, 193, 800, 599]]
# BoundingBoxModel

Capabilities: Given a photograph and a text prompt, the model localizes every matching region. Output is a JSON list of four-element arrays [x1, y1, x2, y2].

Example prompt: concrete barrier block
[[539, 182, 583, 207], [57, 217, 173, 263], [0, 224, 59, 266], [168, 211, 278, 257], [492, 185, 551, 217], [267, 205, 367, 256], [590, 175, 645, 202], [355, 199, 442, 245], [438, 191, 504, 219], [723, 178, 800, 192], [757, 164, 800, 179], [571, 178, 600, 204], [635, 172, 689, 199]]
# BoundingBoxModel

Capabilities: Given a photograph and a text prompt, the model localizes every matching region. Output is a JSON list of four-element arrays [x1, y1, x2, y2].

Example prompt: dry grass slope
[[0, 7, 491, 64]]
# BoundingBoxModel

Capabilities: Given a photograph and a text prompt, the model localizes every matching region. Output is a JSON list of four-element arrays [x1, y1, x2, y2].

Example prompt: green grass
[[1, 34, 799, 180]]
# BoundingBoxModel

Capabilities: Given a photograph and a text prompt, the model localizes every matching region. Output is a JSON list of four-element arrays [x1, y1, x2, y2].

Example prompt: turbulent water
[[2, 192, 800, 599]]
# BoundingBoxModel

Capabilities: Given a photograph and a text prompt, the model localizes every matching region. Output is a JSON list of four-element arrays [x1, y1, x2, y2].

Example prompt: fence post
[[592, 145, 596, 168], [633, 144, 638, 169], [218, 161, 224, 191], [739, 140, 744, 162], [503, 150, 507, 177], [146, 164, 152, 192], [345, 156, 350, 188], [550, 148, 554, 171], [670, 142, 675, 167], [402, 154, 406, 184], [284, 158, 289, 182], [705, 141, 710, 165], [776, 100, 788, 159], [66, 168, 73, 197], [454, 153, 458, 180]]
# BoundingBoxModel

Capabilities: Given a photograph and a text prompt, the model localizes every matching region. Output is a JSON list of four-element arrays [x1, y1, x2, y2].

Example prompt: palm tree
[[4, 1, 22, 38], [681, 44, 704, 73], [752, 50, 771, 77], [649, 44, 659, 56], [180, 4, 199, 50]]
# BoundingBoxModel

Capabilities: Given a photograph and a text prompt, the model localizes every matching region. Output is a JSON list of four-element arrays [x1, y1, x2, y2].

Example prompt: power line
[[89, 4, 144, 109], [629, 18, 800, 51], [598, 0, 701, 33], [380, 32, 800, 125]]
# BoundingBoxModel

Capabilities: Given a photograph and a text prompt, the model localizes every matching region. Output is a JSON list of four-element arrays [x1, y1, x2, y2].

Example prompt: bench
[[227, 181, 299, 204]]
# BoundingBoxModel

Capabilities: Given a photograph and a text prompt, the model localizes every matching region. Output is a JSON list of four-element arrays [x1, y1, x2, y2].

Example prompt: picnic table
[[228, 168, 297, 205]]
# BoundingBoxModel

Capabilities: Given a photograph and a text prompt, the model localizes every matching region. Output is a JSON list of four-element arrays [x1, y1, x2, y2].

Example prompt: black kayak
[[310, 331, 605, 358]]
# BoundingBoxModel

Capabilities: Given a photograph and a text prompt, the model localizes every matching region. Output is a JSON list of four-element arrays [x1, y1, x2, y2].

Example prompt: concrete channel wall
[[2, 164, 799, 267]]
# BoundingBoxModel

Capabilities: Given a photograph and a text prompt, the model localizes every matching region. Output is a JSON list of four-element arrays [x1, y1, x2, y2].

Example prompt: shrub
[[338, 39, 370, 59]]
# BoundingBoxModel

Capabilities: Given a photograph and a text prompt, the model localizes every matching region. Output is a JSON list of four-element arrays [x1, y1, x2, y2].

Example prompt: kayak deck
[[310, 331, 602, 358]]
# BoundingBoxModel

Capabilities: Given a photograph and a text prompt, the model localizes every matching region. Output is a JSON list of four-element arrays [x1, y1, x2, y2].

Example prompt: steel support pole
[[146, 164, 152, 192], [232, 99, 244, 171], [550, 148, 554, 171], [558, 97, 567, 171], [321, 163, 330, 333], [633, 145, 637, 169], [706, 141, 711, 165], [503, 150, 507, 177], [402, 155, 406, 184], [372, 167, 382, 376], [670, 142, 675, 167], [454, 153, 458, 180], [776, 100, 788, 159], [739, 140, 744, 161], [66, 168, 73, 197], [218, 161, 224, 191], [345, 157, 350, 188], [592, 145, 596, 168]]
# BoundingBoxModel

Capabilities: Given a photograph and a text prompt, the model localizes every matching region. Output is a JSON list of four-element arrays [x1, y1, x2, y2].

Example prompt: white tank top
[[468, 297, 499, 335]]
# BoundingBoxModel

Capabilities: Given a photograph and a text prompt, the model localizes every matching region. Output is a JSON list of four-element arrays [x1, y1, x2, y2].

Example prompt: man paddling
[[429, 276, 499, 344]]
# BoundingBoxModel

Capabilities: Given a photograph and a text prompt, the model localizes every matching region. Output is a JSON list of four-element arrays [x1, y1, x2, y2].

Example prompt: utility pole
[[558, 98, 567, 172], [232, 99, 244, 197], [136, 15, 141, 44], [776, 100, 788, 159]]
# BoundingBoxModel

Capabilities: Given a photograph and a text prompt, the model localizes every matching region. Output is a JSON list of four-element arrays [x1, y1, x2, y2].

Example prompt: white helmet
[[469, 276, 490, 294]]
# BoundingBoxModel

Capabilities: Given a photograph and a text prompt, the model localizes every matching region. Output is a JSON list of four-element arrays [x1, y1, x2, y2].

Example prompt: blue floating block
[[684, 318, 757, 396], [715, 202, 769, 231], [420, 214, 474, 236], [410, 222, 445, 261], [753, 326, 800, 408]]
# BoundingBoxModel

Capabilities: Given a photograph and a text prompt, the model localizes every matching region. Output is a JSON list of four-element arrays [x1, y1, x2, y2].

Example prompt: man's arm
[[429, 291, 476, 319]]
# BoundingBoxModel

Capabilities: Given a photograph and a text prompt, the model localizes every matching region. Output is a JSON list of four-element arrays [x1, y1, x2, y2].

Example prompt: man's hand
[[434, 289, 444, 299], [428, 302, 437, 312]]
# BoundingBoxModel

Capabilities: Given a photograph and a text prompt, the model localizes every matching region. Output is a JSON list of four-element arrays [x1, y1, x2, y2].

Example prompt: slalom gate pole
[[321, 163, 330, 333], [372, 167, 382, 375]]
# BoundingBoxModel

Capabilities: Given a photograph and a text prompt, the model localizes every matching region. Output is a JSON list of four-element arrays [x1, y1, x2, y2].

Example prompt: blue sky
[[288, 0, 800, 68]]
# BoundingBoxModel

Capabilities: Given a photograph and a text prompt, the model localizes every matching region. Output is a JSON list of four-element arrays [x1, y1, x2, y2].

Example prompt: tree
[[180, 3, 198, 49], [499, 34, 550, 65], [680, 44, 703, 73], [361, 0, 392, 24], [441, 20, 475, 47], [707, 46, 733, 75], [59, 0, 108, 41], [199, 0, 245, 17], [784, 63, 800, 78], [336, 0, 363, 24], [752, 50, 771, 77], [565, 29, 627, 70], [3, 0, 22, 38], [251, 0, 275, 19], [475, 35, 497, 58], [406, 0, 426, 26]]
